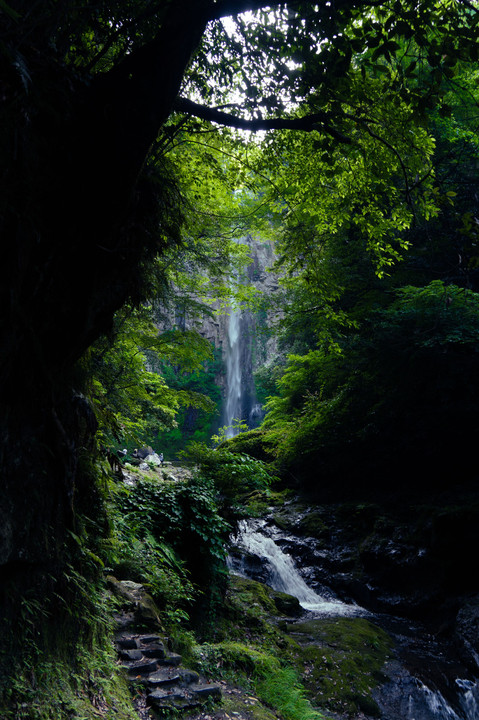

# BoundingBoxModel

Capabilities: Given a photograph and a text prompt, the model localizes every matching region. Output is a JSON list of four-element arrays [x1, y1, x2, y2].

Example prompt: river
[[229, 518, 479, 720]]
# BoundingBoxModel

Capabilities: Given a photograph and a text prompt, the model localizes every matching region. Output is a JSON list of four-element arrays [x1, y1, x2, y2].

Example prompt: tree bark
[[0, 0, 215, 596]]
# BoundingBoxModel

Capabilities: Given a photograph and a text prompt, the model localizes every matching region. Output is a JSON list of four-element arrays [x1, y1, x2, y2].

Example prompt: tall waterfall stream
[[229, 518, 479, 720], [224, 306, 242, 438]]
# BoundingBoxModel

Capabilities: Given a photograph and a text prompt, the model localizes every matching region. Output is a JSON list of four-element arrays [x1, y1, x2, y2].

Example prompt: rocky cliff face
[[156, 234, 281, 431]]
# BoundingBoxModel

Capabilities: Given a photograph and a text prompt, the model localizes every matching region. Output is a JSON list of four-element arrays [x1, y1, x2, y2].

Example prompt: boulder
[[107, 576, 162, 629], [270, 589, 302, 616]]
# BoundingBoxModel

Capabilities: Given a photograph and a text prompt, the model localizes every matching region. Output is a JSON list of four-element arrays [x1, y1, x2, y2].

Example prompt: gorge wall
[[156, 234, 281, 438]]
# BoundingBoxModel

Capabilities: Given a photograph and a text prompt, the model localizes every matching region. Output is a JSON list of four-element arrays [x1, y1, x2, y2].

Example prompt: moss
[[221, 693, 279, 720], [283, 617, 393, 716], [272, 513, 296, 532], [223, 429, 277, 463], [297, 511, 329, 539], [242, 487, 294, 517], [194, 643, 324, 720], [232, 576, 278, 613], [270, 590, 301, 616], [216, 576, 302, 651], [2, 639, 138, 720], [202, 574, 393, 718]]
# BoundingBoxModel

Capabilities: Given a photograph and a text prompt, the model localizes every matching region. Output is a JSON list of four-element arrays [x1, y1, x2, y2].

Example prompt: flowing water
[[229, 519, 365, 615], [224, 307, 242, 438], [229, 518, 479, 720]]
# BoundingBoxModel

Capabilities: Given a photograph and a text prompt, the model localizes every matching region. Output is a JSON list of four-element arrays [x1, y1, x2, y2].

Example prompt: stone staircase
[[116, 630, 222, 715]]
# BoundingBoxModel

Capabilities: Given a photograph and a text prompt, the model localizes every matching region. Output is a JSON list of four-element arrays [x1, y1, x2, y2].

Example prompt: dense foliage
[[1, 0, 479, 717], [106, 471, 230, 630]]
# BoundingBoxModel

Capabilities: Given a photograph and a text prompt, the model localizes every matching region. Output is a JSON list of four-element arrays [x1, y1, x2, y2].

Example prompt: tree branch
[[173, 97, 353, 142]]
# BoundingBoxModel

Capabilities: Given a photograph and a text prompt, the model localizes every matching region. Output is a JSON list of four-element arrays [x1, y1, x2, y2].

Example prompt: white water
[[230, 519, 364, 616], [457, 679, 479, 719], [405, 679, 479, 720], [224, 308, 242, 438], [230, 520, 479, 719]]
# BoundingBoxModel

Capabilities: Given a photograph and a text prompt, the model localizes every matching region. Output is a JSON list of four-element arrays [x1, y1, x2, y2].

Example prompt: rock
[[157, 652, 182, 667], [145, 453, 162, 466], [147, 670, 181, 687], [118, 648, 143, 661], [125, 659, 158, 676], [107, 577, 162, 629], [191, 684, 222, 700], [147, 689, 186, 706], [147, 688, 198, 709], [454, 595, 479, 667], [116, 636, 139, 649], [270, 590, 302, 616], [142, 642, 166, 659], [138, 634, 164, 644], [180, 669, 200, 684], [113, 621, 221, 714]]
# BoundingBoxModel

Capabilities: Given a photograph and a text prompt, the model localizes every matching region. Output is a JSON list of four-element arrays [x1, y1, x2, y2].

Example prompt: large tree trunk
[[0, 1, 212, 619]]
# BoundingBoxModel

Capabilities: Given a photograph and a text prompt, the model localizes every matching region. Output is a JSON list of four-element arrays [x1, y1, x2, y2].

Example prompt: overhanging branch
[[173, 97, 353, 142]]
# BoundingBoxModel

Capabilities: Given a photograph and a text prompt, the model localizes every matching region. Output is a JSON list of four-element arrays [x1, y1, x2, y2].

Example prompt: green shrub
[[195, 642, 324, 720], [183, 442, 275, 510], [106, 474, 230, 630]]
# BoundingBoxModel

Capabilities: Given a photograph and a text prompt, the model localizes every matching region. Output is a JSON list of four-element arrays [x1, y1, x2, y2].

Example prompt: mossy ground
[[283, 617, 392, 717], [191, 575, 392, 719], [2, 641, 138, 720]]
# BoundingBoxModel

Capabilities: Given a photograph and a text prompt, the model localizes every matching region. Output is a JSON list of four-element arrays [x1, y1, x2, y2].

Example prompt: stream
[[228, 518, 479, 720]]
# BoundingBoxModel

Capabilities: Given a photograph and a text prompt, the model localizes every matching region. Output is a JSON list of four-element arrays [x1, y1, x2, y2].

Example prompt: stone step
[[191, 683, 222, 700], [144, 667, 200, 688], [116, 636, 139, 650], [137, 634, 164, 645], [114, 624, 221, 714], [146, 683, 222, 710], [146, 669, 182, 688], [124, 658, 158, 676], [157, 652, 182, 667], [179, 669, 200, 685], [118, 648, 143, 661], [142, 642, 166, 659], [147, 688, 194, 710]]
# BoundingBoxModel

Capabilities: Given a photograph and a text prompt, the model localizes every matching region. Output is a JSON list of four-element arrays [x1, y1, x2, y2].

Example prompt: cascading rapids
[[229, 519, 364, 616], [229, 520, 479, 719]]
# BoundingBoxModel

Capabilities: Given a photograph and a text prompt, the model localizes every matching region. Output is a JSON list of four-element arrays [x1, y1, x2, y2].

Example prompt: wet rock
[[138, 634, 165, 645], [116, 636, 139, 650], [147, 669, 181, 687], [180, 669, 200, 684], [142, 642, 166, 659], [147, 689, 189, 708], [454, 594, 479, 668], [118, 648, 143, 661]]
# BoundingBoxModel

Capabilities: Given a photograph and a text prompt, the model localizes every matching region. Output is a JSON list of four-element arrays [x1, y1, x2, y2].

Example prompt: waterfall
[[457, 679, 479, 719], [230, 520, 479, 720], [224, 307, 243, 438], [404, 678, 479, 720], [229, 519, 364, 616]]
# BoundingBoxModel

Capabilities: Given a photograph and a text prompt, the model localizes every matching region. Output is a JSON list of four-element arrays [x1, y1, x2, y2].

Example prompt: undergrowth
[[193, 641, 325, 720]]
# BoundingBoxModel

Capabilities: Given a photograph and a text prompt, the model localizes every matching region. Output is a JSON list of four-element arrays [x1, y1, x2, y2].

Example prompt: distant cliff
[[154, 234, 281, 437]]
